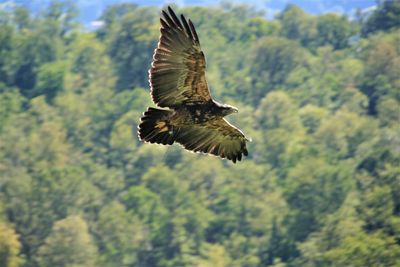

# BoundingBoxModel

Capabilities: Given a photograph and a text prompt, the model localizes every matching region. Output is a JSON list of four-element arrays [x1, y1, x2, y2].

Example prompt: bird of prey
[[138, 6, 249, 163]]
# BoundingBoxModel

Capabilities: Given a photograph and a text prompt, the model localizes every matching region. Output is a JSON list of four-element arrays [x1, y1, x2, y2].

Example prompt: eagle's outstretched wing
[[174, 118, 249, 163], [149, 6, 211, 107], [140, 7, 250, 163]]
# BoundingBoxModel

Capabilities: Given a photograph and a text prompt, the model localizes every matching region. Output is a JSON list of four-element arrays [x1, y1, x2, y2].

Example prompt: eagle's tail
[[138, 107, 176, 145]]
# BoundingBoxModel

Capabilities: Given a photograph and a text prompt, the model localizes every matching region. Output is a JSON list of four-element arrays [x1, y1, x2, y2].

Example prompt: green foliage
[[0, 2, 399, 267], [249, 37, 307, 104], [196, 243, 232, 267], [0, 223, 22, 267], [34, 61, 66, 101], [316, 14, 354, 50], [0, 89, 24, 133], [278, 4, 317, 46], [298, 105, 327, 134], [362, 0, 400, 36], [0, 24, 15, 85], [107, 7, 158, 90], [96, 201, 144, 266], [284, 158, 354, 240], [36, 216, 98, 267], [377, 97, 400, 126], [324, 231, 400, 267], [96, 3, 139, 40]]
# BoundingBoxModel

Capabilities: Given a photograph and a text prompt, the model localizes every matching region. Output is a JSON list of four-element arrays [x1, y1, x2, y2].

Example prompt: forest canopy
[[0, 1, 399, 266]]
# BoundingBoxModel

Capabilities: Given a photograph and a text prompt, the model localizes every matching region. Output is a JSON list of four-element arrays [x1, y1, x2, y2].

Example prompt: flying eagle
[[138, 6, 249, 163]]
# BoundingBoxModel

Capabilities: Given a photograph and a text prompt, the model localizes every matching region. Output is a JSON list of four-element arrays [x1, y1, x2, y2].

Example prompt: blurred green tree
[[0, 222, 22, 267], [316, 14, 354, 50], [36, 216, 98, 267], [96, 201, 144, 267], [107, 7, 158, 90], [278, 4, 317, 47], [249, 37, 307, 104], [360, 32, 400, 114], [362, 0, 400, 35]]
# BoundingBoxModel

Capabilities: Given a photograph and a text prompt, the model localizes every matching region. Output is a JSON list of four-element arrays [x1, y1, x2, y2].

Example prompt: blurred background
[[0, 0, 399, 266]]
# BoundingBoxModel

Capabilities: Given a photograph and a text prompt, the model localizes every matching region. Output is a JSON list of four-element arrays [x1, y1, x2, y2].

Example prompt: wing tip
[[161, 5, 199, 44]]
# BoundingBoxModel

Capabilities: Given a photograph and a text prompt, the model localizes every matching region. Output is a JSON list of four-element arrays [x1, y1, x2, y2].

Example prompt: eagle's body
[[175, 101, 235, 123], [138, 7, 249, 163]]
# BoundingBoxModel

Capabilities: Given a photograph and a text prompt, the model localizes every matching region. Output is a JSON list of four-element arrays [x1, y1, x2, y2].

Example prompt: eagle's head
[[220, 104, 238, 116]]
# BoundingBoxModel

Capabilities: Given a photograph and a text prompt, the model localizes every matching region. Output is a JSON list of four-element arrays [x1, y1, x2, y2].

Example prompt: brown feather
[[150, 7, 211, 107], [168, 6, 184, 29], [173, 118, 248, 163], [188, 19, 199, 43], [162, 10, 175, 28], [160, 18, 169, 29], [181, 14, 193, 40]]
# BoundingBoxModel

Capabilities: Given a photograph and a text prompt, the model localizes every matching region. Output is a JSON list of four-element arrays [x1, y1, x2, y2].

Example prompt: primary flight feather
[[138, 6, 249, 163]]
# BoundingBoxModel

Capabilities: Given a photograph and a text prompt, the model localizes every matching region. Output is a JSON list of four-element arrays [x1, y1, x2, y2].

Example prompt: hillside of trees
[[0, 1, 399, 266]]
